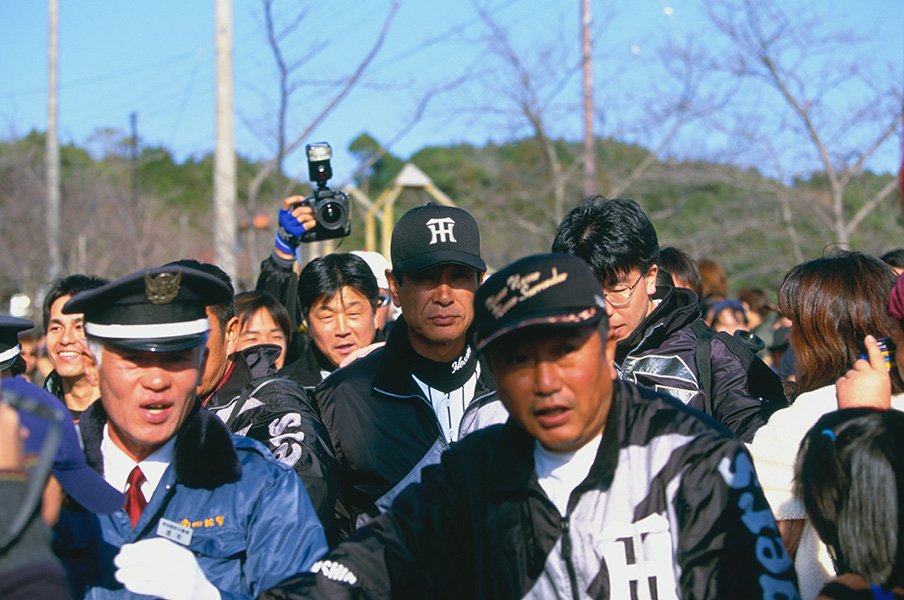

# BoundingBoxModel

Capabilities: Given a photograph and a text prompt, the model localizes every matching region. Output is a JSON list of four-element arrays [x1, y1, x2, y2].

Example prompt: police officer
[[0, 315, 33, 377], [54, 265, 326, 599]]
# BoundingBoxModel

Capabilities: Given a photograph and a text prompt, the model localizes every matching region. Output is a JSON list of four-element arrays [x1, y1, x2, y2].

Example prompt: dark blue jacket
[[54, 401, 327, 599]]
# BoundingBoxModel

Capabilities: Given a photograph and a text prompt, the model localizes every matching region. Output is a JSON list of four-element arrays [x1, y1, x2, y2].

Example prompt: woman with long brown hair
[[747, 250, 902, 599]]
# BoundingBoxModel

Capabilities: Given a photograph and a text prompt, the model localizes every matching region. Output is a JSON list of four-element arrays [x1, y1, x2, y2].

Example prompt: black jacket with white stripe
[[262, 380, 799, 600], [312, 317, 508, 541]]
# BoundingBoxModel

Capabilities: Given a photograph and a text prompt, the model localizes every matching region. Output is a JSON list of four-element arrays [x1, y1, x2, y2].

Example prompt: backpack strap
[[691, 320, 716, 416]]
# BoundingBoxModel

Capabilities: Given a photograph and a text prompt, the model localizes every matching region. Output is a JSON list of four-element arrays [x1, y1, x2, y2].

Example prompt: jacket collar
[[280, 340, 334, 388], [206, 344, 282, 407], [616, 285, 701, 363], [79, 399, 241, 489], [372, 316, 495, 399], [489, 382, 622, 495]]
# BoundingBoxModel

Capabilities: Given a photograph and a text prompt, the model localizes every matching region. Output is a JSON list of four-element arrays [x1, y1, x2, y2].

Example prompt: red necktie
[[124, 466, 147, 527]]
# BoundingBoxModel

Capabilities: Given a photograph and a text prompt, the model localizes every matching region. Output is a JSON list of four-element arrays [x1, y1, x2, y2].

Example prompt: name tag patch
[[156, 518, 193, 546]]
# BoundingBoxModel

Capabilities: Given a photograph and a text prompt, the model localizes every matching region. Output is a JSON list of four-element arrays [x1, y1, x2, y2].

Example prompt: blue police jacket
[[54, 401, 327, 599]]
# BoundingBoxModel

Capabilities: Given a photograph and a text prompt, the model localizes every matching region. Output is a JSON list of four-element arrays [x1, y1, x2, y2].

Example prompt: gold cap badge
[[145, 272, 182, 305]]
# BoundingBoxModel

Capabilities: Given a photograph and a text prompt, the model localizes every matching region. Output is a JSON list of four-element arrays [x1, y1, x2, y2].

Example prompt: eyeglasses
[[602, 272, 646, 308], [377, 294, 391, 308]]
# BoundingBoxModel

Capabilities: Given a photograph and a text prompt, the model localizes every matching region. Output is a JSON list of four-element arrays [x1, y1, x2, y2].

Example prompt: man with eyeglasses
[[552, 197, 775, 441]]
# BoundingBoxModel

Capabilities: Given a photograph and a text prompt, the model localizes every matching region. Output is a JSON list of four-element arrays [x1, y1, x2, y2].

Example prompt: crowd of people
[[1, 193, 903, 599]]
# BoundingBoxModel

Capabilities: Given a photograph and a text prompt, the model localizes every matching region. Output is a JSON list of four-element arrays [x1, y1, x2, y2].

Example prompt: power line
[[0, 50, 201, 100]]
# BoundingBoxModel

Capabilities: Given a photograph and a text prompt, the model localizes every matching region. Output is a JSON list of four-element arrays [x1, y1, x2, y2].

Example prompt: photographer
[[257, 143, 354, 364], [257, 197, 372, 365]]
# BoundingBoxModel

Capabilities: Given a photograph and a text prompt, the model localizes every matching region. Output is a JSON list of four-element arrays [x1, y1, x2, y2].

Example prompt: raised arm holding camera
[[258, 142, 355, 364]]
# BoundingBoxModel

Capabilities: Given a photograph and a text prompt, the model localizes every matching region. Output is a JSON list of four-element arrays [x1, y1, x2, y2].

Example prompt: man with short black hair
[[280, 252, 380, 389], [42, 274, 108, 420], [552, 197, 782, 441], [262, 253, 798, 599], [168, 259, 338, 533], [313, 204, 507, 539], [54, 265, 326, 599]]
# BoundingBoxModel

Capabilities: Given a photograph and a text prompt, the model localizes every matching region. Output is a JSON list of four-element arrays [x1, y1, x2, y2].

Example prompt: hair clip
[[820, 429, 837, 442]]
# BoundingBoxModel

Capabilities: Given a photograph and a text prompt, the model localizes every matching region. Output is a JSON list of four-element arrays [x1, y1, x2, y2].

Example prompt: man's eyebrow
[[49, 316, 83, 324]]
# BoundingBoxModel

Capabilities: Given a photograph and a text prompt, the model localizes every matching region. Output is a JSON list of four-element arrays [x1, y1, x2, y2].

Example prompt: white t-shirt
[[533, 434, 603, 516]]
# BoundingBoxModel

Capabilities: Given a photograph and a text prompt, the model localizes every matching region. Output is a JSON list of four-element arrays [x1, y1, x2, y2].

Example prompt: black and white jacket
[[262, 380, 799, 600], [617, 285, 773, 442], [313, 318, 508, 540], [202, 344, 338, 532]]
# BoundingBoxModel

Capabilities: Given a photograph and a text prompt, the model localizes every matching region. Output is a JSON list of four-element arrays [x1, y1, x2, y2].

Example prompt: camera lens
[[317, 201, 346, 228]]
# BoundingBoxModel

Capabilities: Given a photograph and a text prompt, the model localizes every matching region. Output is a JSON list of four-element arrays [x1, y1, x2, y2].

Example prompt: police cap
[[0, 315, 33, 372], [63, 265, 232, 352]]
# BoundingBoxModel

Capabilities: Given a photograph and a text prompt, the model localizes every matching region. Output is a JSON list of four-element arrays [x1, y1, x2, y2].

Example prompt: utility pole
[[130, 112, 139, 206], [47, 0, 61, 279], [214, 0, 237, 281], [581, 0, 596, 197]]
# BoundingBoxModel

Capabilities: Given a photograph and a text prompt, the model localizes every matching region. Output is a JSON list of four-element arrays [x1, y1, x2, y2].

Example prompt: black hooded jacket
[[202, 344, 338, 530], [615, 285, 770, 442], [313, 317, 508, 540]]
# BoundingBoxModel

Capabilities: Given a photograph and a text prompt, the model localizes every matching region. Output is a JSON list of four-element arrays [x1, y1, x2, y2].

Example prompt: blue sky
[[1, 0, 901, 185]]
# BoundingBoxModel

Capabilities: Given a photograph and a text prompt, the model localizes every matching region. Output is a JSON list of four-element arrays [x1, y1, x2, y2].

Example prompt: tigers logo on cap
[[391, 204, 486, 274]]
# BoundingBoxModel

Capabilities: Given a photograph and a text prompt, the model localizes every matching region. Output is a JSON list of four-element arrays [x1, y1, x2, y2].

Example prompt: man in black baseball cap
[[312, 203, 507, 539], [54, 265, 327, 599], [264, 253, 798, 599]]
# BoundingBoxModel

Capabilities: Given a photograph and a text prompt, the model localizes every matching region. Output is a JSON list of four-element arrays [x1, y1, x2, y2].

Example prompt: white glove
[[114, 537, 221, 600]]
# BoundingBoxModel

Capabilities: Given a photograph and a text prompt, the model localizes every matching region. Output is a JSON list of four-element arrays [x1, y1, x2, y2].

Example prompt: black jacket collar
[[616, 285, 702, 364], [280, 340, 334, 388], [207, 344, 282, 407], [371, 316, 495, 399], [79, 399, 241, 490]]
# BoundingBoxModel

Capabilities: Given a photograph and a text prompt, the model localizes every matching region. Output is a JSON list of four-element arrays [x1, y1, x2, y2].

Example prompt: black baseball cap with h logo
[[390, 204, 486, 274]]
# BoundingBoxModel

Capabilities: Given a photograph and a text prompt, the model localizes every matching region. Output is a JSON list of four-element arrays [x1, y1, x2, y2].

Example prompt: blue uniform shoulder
[[230, 433, 293, 472]]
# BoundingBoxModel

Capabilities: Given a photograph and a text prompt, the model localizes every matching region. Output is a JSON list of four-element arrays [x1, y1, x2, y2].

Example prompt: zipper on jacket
[[560, 516, 580, 600]]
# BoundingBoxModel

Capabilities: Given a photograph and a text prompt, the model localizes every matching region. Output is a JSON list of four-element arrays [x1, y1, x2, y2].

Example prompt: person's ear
[[604, 328, 618, 380], [387, 270, 402, 308], [645, 265, 659, 295], [85, 355, 100, 387], [224, 316, 239, 356]]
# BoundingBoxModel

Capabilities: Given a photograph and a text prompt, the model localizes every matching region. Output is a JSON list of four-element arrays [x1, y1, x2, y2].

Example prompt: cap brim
[[394, 250, 486, 274], [476, 306, 602, 352], [55, 466, 125, 514], [103, 333, 209, 353]]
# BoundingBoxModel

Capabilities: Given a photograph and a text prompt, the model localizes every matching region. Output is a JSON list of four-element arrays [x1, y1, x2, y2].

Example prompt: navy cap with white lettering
[[471, 253, 607, 351], [391, 203, 486, 274], [0, 315, 33, 372], [63, 265, 232, 352]]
